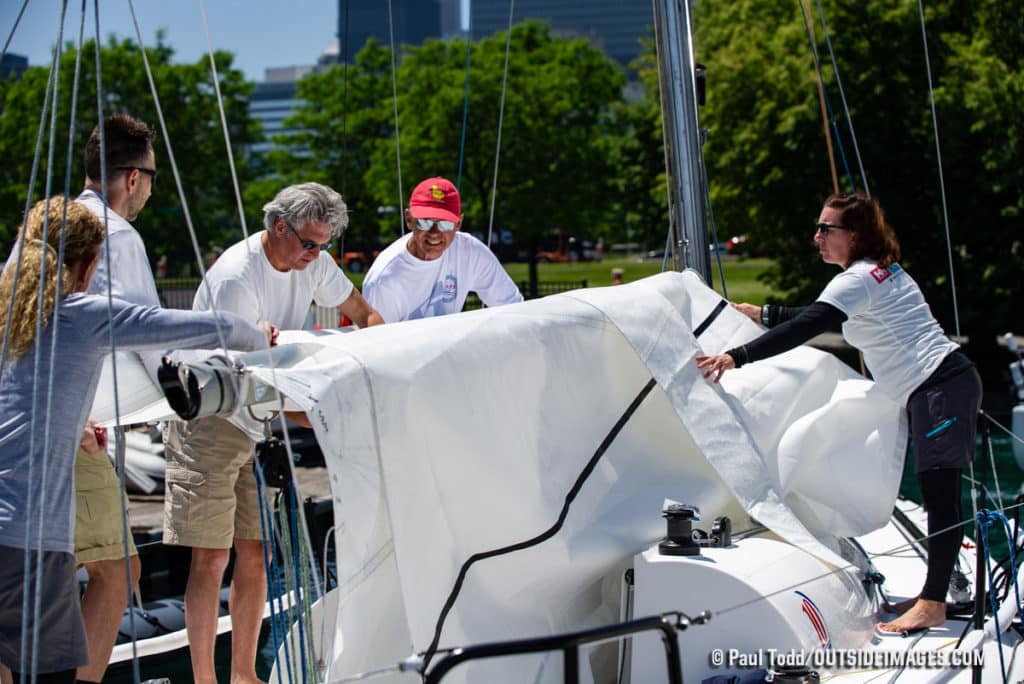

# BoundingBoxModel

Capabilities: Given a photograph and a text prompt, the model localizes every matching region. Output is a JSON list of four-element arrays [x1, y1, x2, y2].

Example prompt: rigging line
[[126, 0, 232, 358], [986, 429, 1006, 514], [0, 0, 29, 65], [91, 1, 145, 678], [814, 0, 871, 198], [421, 375, 658, 672], [984, 413, 1024, 449], [797, 0, 839, 194], [340, 0, 350, 199], [484, 0, 515, 251], [34, 1, 90, 678], [337, 0, 350, 261], [198, 0, 249, 242], [802, 3, 856, 193], [20, 5, 67, 680], [652, 16, 679, 274], [916, 0, 960, 340], [253, 469, 284, 684], [386, 0, 404, 235], [0, 21, 62, 380], [455, 10, 473, 191], [700, 130, 728, 298]]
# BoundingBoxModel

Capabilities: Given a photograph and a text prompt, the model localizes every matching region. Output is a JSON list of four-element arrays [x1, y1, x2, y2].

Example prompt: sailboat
[[6, 0, 1021, 680], [86, 3, 1024, 684]]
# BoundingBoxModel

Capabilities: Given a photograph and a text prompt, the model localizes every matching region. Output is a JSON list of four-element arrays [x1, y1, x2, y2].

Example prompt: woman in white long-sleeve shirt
[[0, 196, 271, 681], [697, 193, 981, 635]]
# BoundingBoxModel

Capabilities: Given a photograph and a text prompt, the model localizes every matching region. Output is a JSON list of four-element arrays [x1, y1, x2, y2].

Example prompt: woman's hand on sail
[[696, 353, 736, 384], [731, 302, 761, 324]]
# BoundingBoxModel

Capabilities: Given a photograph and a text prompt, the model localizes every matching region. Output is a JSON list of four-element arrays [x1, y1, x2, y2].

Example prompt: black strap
[[693, 299, 728, 338], [422, 377, 658, 671]]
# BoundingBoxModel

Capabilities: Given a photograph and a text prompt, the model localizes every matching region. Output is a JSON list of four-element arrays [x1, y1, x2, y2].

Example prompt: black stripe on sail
[[693, 299, 728, 338]]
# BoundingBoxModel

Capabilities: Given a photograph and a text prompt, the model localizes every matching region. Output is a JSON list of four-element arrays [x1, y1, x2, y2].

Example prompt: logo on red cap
[[409, 177, 461, 223]]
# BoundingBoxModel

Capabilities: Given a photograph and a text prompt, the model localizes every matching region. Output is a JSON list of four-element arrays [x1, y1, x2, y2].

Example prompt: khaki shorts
[[74, 448, 138, 565], [162, 417, 262, 548]]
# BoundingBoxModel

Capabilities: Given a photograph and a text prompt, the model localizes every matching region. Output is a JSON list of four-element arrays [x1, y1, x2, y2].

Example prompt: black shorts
[[0, 546, 88, 673], [907, 367, 982, 473]]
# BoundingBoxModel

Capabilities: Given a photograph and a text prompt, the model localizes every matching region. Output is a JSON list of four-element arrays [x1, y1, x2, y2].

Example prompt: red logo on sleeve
[[870, 266, 892, 283]]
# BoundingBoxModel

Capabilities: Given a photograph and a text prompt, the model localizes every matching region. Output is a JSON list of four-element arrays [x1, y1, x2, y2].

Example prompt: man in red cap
[[362, 176, 523, 322]]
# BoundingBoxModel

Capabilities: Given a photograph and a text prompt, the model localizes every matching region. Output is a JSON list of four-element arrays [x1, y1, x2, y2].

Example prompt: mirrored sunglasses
[[415, 218, 457, 233]]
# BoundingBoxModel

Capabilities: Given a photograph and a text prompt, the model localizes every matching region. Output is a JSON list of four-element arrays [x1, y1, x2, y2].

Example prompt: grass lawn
[[500, 256, 780, 304], [178, 255, 777, 305], [347, 256, 778, 303]]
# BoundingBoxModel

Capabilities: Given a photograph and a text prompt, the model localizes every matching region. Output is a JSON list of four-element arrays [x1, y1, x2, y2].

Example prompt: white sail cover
[[241, 271, 906, 682]]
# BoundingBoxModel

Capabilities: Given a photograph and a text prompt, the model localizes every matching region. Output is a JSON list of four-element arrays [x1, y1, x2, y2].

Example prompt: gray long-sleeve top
[[0, 293, 267, 553]]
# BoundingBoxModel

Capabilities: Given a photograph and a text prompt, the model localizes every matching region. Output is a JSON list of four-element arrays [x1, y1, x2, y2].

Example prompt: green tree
[[0, 35, 260, 274], [691, 0, 1022, 377], [608, 34, 671, 252], [277, 20, 627, 280], [258, 38, 396, 252]]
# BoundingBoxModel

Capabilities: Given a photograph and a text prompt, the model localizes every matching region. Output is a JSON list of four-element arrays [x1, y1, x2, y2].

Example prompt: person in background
[[0, 196, 271, 683], [162, 182, 382, 684], [696, 193, 981, 634], [73, 112, 162, 684], [611, 267, 624, 285], [362, 176, 523, 322]]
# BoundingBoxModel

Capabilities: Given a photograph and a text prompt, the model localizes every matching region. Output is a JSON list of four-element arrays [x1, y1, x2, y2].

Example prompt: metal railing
[[423, 613, 684, 684], [156, 278, 589, 326]]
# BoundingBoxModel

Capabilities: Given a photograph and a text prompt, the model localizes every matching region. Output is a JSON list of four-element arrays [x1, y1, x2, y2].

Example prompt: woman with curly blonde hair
[[0, 196, 271, 682]]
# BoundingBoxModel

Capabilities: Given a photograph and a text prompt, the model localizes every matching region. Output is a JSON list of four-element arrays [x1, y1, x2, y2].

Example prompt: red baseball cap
[[409, 177, 461, 223]]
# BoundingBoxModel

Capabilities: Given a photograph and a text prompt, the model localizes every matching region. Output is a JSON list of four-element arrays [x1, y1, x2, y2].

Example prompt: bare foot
[[877, 598, 946, 633], [884, 597, 918, 614], [229, 677, 267, 684]]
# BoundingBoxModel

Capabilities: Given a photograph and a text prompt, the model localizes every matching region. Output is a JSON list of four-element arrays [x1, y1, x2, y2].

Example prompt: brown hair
[[83, 113, 155, 184], [823, 193, 901, 267], [0, 197, 105, 360]]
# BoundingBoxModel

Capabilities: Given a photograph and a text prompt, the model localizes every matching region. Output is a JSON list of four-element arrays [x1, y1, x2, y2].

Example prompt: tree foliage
[[0, 35, 260, 274], [273, 21, 627, 254], [690, 0, 1022, 374]]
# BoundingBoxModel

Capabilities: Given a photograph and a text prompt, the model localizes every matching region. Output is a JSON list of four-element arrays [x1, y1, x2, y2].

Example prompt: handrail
[[423, 612, 687, 684]]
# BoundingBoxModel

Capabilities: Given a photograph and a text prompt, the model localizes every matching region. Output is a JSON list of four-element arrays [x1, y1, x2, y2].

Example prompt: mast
[[652, 0, 710, 280]]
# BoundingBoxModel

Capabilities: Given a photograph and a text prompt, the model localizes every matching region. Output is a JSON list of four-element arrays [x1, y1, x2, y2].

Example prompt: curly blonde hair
[[1, 196, 105, 360]]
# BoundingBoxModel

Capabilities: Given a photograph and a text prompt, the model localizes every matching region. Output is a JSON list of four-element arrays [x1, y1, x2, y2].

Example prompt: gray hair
[[262, 182, 348, 238]]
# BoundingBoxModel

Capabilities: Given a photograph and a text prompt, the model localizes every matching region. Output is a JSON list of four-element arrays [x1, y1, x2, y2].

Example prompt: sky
[[1, 0, 345, 82]]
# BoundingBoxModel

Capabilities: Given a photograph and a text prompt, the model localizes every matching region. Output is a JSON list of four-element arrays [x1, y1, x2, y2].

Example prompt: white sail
[[224, 270, 906, 682]]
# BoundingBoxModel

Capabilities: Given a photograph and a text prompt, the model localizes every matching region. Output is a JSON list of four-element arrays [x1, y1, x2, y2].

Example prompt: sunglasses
[[815, 221, 849, 236], [414, 218, 457, 233], [287, 224, 331, 252], [117, 165, 157, 185]]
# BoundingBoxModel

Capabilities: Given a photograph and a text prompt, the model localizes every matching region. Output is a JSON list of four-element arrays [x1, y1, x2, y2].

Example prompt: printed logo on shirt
[[441, 274, 458, 303], [870, 263, 902, 284]]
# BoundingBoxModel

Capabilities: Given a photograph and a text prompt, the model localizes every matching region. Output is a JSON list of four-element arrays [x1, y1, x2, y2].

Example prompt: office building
[[470, 0, 653, 68]]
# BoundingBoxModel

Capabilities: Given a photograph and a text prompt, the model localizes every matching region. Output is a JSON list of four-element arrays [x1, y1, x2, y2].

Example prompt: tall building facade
[[336, 0, 459, 61], [470, 0, 653, 68]]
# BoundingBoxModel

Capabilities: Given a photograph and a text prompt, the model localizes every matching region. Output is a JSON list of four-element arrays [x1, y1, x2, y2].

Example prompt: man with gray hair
[[162, 182, 382, 684]]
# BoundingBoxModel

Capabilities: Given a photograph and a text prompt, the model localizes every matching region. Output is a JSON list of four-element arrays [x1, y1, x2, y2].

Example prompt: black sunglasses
[[815, 221, 849, 236], [287, 224, 331, 252], [116, 165, 157, 185]]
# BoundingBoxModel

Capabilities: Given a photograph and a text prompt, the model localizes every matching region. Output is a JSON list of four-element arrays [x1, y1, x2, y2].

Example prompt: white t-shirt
[[362, 231, 523, 323], [817, 259, 957, 404], [77, 189, 164, 381], [194, 231, 354, 330], [77, 190, 161, 308]]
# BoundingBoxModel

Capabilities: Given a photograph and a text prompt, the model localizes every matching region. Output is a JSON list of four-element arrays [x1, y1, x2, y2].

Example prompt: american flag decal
[[795, 591, 830, 648]]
